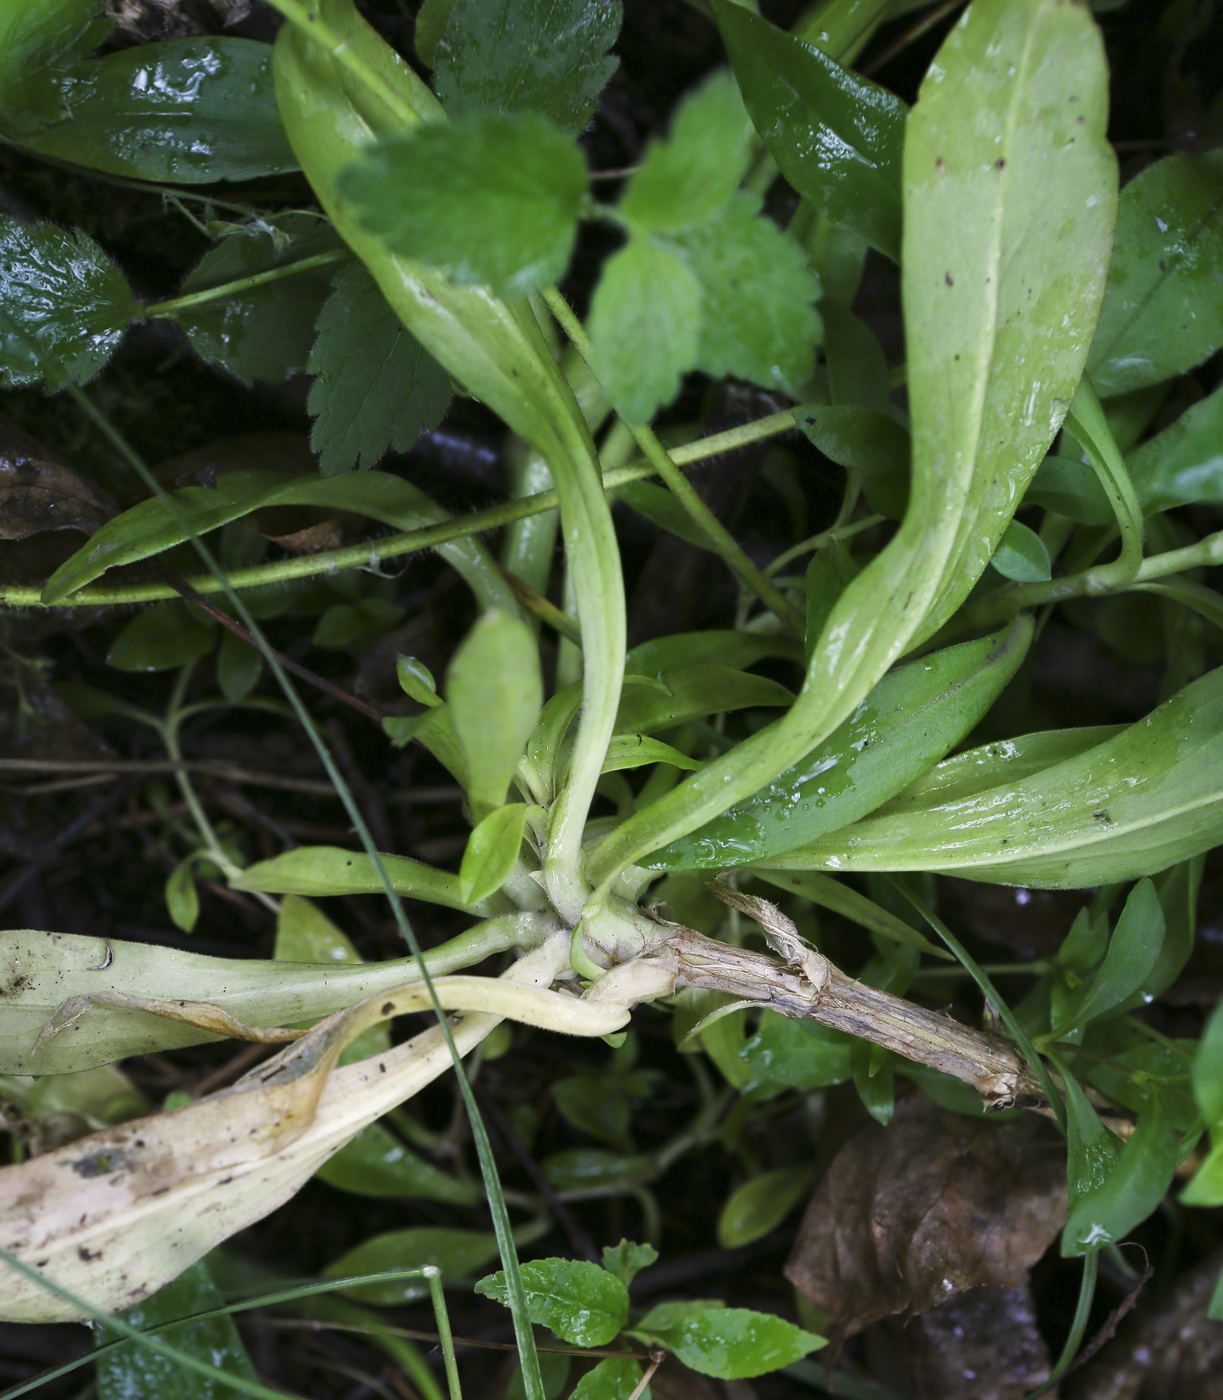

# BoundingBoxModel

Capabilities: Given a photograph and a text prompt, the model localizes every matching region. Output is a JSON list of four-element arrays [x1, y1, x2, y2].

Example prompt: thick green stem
[[140, 250, 347, 320]]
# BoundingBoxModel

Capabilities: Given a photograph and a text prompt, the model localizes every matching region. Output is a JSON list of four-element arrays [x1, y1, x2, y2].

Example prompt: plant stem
[[765, 512, 884, 577], [140, 250, 347, 319], [541, 286, 805, 635], [3, 411, 801, 609]]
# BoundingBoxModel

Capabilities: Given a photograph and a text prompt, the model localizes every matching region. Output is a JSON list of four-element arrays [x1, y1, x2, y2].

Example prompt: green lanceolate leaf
[[341, 112, 587, 296], [796, 405, 910, 520], [308, 262, 452, 475], [435, 0, 621, 135], [625, 630, 803, 676], [712, 0, 906, 260], [316, 1123, 482, 1202], [619, 71, 752, 232], [43, 469, 514, 614], [652, 618, 1031, 870], [585, 0, 1115, 893], [614, 666, 794, 736], [1126, 382, 1223, 514], [630, 1300, 824, 1379], [2, 37, 298, 184], [1061, 1061, 1122, 1215], [1025, 454, 1114, 526], [173, 215, 345, 385], [448, 611, 543, 818], [617, 480, 720, 551], [762, 664, 1223, 889], [165, 861, 201, 935], [477, 1259, 630, 1346], [602, 734, 702, 774], [1087, 149, 1223, 396], [94, 1258, 257, 1400], [991, 520, 1051, 583], [717, 1166, 815, 1249], [805, 543, 861, 659], [0, 216, 135, 387], [588, 236, 701, 424], [1193, 1000, 1223, 1127], [327, 1228, 501, 1304], [1062, 1092, 1178, 1256], [460, 803, 530, 904], [1055, 878, 1165, 1033], [822, 300, 891, 412]]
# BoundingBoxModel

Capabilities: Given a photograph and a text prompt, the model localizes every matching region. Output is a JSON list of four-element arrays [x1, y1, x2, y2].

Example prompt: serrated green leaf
[[175, 215, 343, 386], [435, 0, 621, 135], [717, 1167, 815, 1249], [620, 71, 752, 232], [165, 861, 200, 935], [107, 601, 216, 672], [762, 664, 1223, 888], [589, 236, 701, 424], [1087, 150, 1223, 396], [341, 113, 587, 296], [652, 619, 1031, 870], [1062, 1092, 1178, 1256], [713, 0, 906, 260], [460, 803, 529, 904], [477, 1258, 630, 1345], [0, 216, 135, 387], [448, 610, 543, 818], [571, 1358, 645, 1400], [991, 520, 1051, 582], [3, 38, 298, 184], [672, 192, 821, 396], [308, 262, 452, 475], [326, 1228, 501, 1304], [601, 1240, 657, 1287], [631, 1301, 824, 1379], [95, 1259, 257, 1400], [315, 1122, 481, 1203]]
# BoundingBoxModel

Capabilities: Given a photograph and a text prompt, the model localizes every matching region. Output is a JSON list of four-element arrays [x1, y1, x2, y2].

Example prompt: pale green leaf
[[990, 520, 1051, 582], [341, 113, 587, 296], [620, 71, 752, 231], [165, 862, 200, 935], [717, 1167, 815, 1248], [459, 803, 529, 904], [308, 262, 452, 475], [602, 734, 703, 773]]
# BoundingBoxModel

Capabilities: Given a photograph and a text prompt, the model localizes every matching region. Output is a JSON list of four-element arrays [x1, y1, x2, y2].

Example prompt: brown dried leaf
[[907, 1283, 1053, 1400], [1069, 1248, 1223, 1400], [0, 422, 117, 542], [785, 1097, 1067, 1350]]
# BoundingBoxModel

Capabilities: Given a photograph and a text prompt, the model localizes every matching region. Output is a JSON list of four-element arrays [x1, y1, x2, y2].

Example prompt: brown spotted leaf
[[785, 1097, 1067, 1349], [0, 421, 117, 541], [907, 1283, 1052, 1400]]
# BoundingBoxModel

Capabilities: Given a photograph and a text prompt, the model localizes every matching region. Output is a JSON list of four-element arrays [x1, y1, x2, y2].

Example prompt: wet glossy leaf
[[672, 192, 821, 396], [1062, 1064, 1121, 1219], [342, 113, 587, 296], [614, 666, 794, 736], [1063, 1093, 1178, 1256], [738, 1012, 852, 1094], [107, 601, 216, 672], [652, 619, 1031, 870], [165, 861, 200, 935], [0, 217, 135, 388], [95, 1258, 257, 1400], [308, 263, 452, 475], [785, 1099, 1066, 1349], [6, 36, 296, 184], [1126, 381, 1223, 514], [459, 803, 529, 904], [631, 1300, 824, 1379], [991, 520, 1051, 583], [326, 1227, 500, 1304], [713, 0, 905, 259], [588, 236, 701, 424], [570, 1358, 644, 1400], [796, 405, 910, 520], [1025, 453, 1114, 526], [476, 1258, 629, 1346], [765, 664, 1223, 888], [435, 0, 621, 135], [1088, 150, 1223, 396], [416, 0, 457, 65], [602, 734, 702, 774], [448, 610, 542, 818], [315, 1121, 481, 1203], [717, 1166, 816, 1249], [601, 1240, 657, 1287], [619, 72, 752, 232], [175, 215, 343, 385]]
